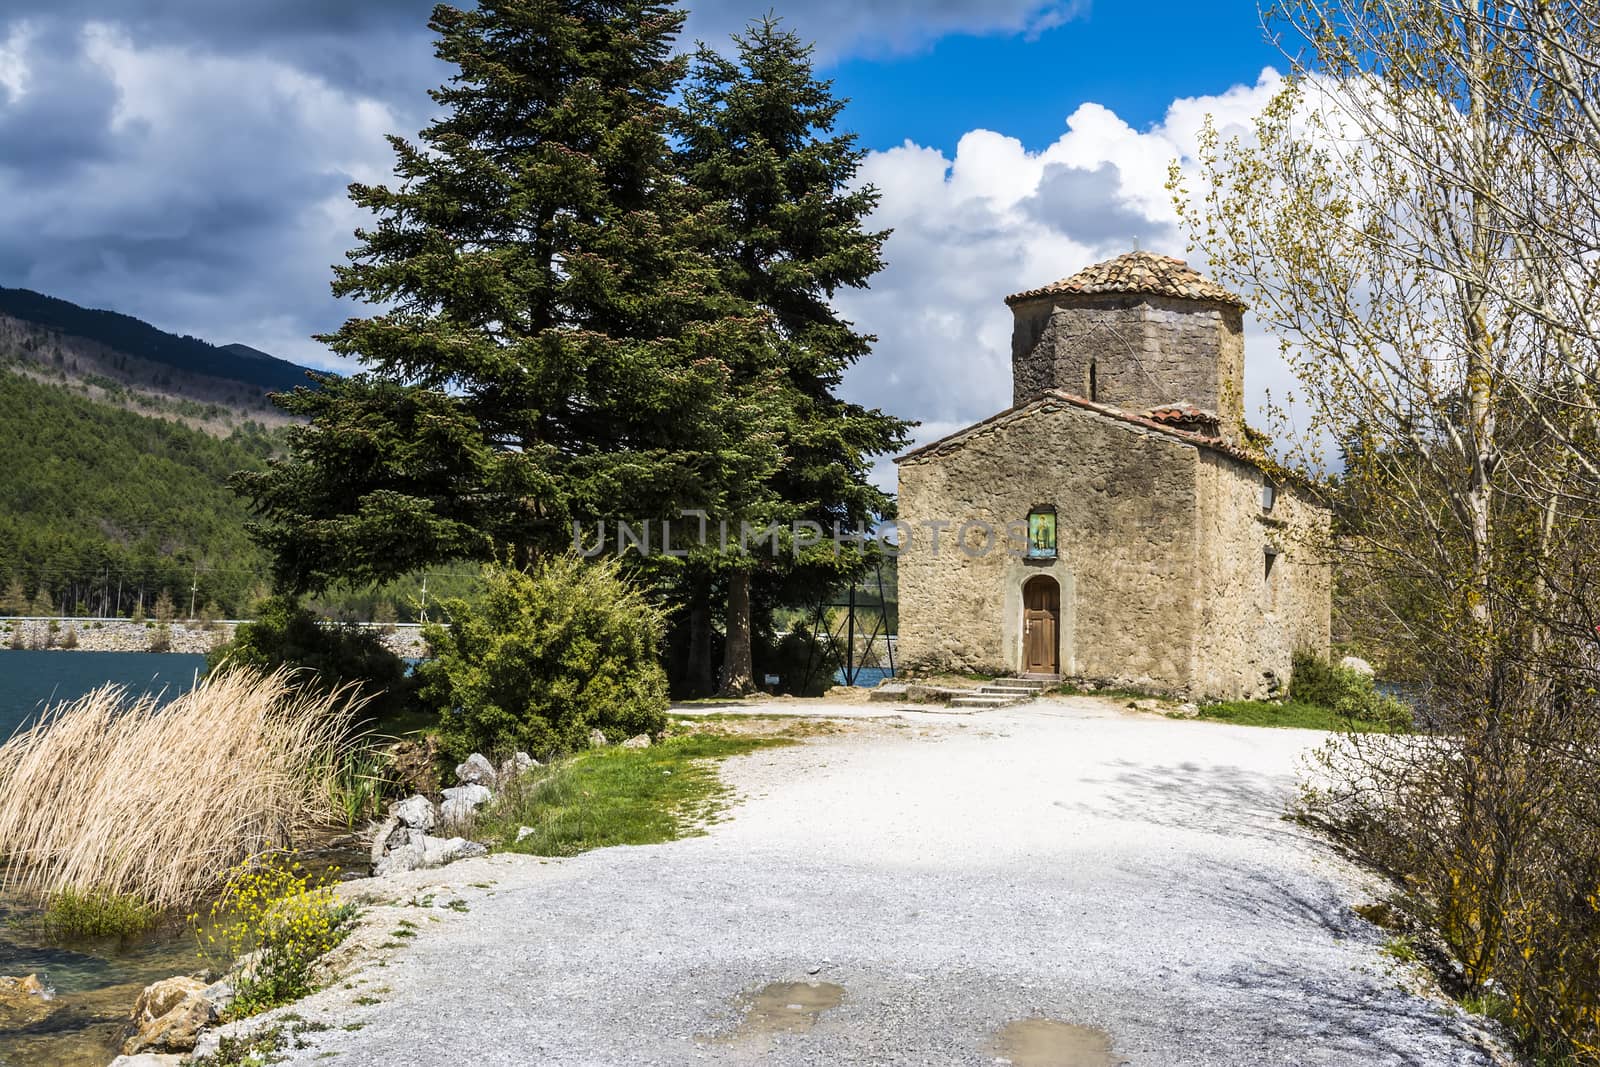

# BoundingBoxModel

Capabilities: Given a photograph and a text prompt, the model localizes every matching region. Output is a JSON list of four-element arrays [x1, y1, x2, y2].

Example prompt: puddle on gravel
[[708, 980, 844, 1042], [989, 1018, 1121, 1067]]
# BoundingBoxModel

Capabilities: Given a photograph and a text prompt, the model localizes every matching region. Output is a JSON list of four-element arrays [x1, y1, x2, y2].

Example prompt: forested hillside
[[0, 371, 278, 617]]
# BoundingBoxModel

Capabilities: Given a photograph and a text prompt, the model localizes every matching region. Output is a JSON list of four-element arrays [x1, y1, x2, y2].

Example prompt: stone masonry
[[895, 252, 1330, 700]]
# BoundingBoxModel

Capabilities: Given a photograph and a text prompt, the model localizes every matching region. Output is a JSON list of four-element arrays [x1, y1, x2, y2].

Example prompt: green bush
[[208, 596, 412, 722], [419, 556, 669, 760], [41, 889, 159, 939], [1290, 650, 1412, 729]]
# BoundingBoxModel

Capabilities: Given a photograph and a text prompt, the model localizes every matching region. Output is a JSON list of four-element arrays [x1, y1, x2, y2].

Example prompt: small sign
[[763, 674, 780, 686]]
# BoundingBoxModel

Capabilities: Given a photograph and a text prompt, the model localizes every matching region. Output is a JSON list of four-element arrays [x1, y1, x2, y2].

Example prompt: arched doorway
[[1021, 575, 1060, 676]]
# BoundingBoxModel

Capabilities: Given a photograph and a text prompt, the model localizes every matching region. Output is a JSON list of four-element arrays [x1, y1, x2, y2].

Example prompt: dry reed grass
[[0, 667, 360, 910]]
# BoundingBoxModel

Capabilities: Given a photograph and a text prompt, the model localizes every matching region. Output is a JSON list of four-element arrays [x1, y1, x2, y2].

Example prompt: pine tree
[[236, 0, 779, 592], [153, 590, 176, 625], [29, 589, 53, 617], [675, 18, 913, 693], [1, 577, 24, 617]]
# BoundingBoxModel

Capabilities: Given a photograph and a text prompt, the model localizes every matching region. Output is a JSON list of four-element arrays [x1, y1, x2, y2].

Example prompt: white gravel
[[238, 697, 1506, 1066]]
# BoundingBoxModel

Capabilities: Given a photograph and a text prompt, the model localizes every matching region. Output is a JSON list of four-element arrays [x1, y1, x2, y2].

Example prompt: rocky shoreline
[[0, 617, 427, 658]]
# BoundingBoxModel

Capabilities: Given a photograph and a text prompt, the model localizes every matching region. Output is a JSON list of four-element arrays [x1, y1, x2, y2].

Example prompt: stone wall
[[1010, 293, 1245, 440], [0, 618, 427, 658], [897, 399, 1202, 689], [1189, 453, 1332, 699], [897, 399, 1333, 699]]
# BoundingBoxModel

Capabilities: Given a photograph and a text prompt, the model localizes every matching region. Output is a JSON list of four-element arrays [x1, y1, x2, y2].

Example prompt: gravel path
[[237, 697, 1504, 1066]]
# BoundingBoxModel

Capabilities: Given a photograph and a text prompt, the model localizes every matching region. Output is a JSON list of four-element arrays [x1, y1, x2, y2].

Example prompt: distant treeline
[[0, 369, 483, 622], [0, 287, 308, 393], [0, 371, 278, 617]]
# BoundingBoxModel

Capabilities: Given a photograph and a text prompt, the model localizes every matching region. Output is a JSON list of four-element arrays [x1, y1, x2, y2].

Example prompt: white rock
[[515, 826, 537, 843], [455, 753, 498, 787], [421, 835, 487, 867], [392, 794, 436, 831], [440, 784, 493, 827], [442, 784, 492, 805], [375, 834, 487, 875], [199, 977, 233, 1013], [108, 1056, 186, 1067], [498, 752, 539, 784], [1174, 702, 1201, 718], [621, 734, 652, 749], [1339, 655, 1376, 677], [588, 728, 609, 748]]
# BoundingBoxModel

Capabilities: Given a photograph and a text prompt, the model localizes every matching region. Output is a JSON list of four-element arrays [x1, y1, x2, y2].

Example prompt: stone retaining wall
[[0, 618, 427, 658]]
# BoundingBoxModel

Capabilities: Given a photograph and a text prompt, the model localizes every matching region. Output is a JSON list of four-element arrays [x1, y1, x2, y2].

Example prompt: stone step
[[989, 677, 1049, 690], [949, 694, 1021, 708]]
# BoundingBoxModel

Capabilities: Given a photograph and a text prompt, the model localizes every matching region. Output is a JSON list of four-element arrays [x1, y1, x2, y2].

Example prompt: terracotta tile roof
[[900, 390, 1253, 468], [897, 389, 1324, 498], [1145, 405, 1222, 433], [1004, 251, 1245, 307]]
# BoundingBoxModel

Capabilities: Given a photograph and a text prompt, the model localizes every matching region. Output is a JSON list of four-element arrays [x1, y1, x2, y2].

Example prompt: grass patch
[[191, 1025, 286, 1067], [477, 733, 793, 857], [671, 711, 816, 721], [1048, 682, 1157, 700], [1381, 934, 1419, 963], [1191, 699, 1402, 733], [39, 889, 160, 939]]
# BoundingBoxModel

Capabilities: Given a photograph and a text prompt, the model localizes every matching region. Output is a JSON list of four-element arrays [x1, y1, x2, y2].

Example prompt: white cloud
[[834, 69, 1300, 489], [0, 14, 1308, 484], [0, 23, 408, 369], [0, 21, 33, 101]]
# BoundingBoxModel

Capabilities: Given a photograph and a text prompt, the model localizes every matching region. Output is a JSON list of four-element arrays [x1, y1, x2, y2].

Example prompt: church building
[[894, 252, 1330, 699]]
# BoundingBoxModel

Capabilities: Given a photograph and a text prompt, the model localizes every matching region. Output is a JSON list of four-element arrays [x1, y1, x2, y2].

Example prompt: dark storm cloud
[[0, 0, 1095, 379], [0, 22, 122, 178]]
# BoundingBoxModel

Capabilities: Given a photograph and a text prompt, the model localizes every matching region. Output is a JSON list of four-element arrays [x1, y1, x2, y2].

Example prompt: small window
[[1264, 544, 1281, 609], [1262, 478, 1277, 511], [1027, 507, 1057, 559], [1088, 359, 1098, 402]]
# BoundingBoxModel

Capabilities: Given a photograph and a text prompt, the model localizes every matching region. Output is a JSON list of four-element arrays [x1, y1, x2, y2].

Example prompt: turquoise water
[[0, 650, 209, 741]]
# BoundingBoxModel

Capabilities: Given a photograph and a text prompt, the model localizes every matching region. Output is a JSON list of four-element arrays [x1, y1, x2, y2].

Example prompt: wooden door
[[1022, 577, 1060, 675]]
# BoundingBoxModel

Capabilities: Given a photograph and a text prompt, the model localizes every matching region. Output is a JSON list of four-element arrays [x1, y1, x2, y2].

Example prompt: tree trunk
[[719, 569, 755, 696], [685, 589, 713, 698]]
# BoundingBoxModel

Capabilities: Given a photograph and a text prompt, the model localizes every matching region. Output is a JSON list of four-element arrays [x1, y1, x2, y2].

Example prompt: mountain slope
[[0, 287, 312, 394], [0, 370, 277, 618]]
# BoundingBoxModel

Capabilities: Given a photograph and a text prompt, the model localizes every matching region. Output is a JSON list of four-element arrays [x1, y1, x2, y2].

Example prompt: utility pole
[[419, 576, 428, 625], [189, 563, 199, 621]]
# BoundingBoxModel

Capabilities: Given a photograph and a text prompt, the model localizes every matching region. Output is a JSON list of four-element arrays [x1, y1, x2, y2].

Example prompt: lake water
[[0, 651, 373, 1065], [0, 651, 209, 741], [833, 666, 893, 687]]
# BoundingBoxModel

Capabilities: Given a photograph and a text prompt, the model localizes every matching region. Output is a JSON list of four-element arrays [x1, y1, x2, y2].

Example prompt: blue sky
[[828, 3, 1285, 154], [0, 1, 1300, 478]]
